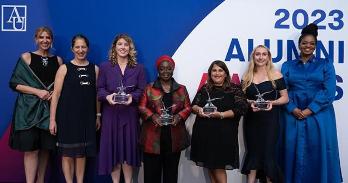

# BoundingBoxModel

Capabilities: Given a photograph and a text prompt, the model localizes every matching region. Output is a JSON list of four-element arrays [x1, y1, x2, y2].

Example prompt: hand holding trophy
[[253, 84, 273, 111], [254, 93, 270, 110], [202, 87, 222, 115], [159, 99, 176, 126], [112, 80, 134, 104]]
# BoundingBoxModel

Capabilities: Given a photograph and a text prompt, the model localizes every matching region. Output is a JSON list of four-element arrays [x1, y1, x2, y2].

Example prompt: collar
[[153, 78, 180, 92], [296, 54, 316, 64]]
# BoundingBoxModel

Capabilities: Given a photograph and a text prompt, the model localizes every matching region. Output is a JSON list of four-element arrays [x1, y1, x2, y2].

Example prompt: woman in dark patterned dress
[[50, 35, 100, 183]]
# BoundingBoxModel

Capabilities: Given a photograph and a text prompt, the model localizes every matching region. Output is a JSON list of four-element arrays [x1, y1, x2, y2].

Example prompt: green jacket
[[9, 58, 53, 131]]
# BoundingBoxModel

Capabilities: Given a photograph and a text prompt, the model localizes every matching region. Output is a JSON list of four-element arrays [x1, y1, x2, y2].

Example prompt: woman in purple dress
[[97, 34, 146, 183]]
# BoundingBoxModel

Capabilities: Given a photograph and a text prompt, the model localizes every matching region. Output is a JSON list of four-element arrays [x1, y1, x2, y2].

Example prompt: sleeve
[[177, 86, 192, 121], [231, 84, 248, 117], [138, 85, 154, 121], [191, 85, 207, 107], [275, 77, 287, 91], [130, 65, 147, 103], [308, 59, 336, 113], [97, 64, 111, 102], [281, 61, 297, 113]]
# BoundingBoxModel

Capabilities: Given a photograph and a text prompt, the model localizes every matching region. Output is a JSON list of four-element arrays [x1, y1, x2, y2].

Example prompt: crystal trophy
[[112, 81, 133, 104], [254, 93, 270, 110], [253, 84, 273, 110], [202, 88, 222, 114], [160, 100, 175, 126]]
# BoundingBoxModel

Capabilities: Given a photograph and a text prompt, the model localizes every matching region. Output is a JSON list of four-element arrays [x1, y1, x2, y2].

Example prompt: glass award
[[160, 108, 174, 126], [203, 100, 217, 114], [253, 84, 272, 110], [254, 94, 270, 110], [112, 81, 133, 104], [160, 100, 175, 126], [202, 88, 222, 114]]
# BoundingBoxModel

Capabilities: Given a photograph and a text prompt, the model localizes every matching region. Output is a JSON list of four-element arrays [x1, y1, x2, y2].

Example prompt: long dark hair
[[206, 60, 231, 91]]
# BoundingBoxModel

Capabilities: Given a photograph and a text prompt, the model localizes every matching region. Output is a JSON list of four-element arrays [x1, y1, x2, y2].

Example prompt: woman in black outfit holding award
[[190, 60, 248, 183], [241, 45, 288, 183]]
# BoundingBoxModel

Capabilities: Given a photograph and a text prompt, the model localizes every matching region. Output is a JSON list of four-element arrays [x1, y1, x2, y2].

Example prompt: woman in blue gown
[[280, 23, 343, 183]]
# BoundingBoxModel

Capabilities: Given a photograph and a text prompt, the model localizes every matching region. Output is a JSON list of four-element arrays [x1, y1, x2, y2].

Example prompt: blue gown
[[280, 56, 342, 183]]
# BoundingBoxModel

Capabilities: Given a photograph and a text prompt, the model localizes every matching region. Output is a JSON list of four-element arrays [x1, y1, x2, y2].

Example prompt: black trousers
[[143, 152, 181, 183]]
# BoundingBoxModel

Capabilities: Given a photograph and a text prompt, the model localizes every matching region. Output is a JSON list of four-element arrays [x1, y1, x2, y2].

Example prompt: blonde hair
[[109, 34, 137, 67], [34, 26, 53, 40], [242, 45, 276, 92]]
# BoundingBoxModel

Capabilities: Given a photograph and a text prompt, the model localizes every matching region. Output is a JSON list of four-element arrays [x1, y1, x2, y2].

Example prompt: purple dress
[[97, 61, 146, 175]]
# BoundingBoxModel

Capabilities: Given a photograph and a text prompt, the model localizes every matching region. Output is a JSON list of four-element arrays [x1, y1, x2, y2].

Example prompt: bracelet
[[96, 113, 102, 117], [220, 112, 224, 119]]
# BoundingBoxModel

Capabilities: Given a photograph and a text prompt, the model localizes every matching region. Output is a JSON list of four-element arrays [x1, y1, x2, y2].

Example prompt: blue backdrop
[[0, 0, 223, 182]]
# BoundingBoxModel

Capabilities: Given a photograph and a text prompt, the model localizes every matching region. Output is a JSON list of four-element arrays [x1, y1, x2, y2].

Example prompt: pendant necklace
[[41, 56, 48, 67]]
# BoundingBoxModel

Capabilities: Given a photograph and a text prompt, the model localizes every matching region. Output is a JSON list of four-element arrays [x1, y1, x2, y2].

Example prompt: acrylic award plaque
[[160, 108, 174, 126], [113, 81, 133, 104], [160, 100, 175, 126], [253, 83, 273, 110], [254, 94, 270, 110], [202, 88, 222, 114]]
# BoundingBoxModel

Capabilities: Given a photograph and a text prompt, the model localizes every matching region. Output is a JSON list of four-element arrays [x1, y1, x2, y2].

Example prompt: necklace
[[41, 56, 48, 67]]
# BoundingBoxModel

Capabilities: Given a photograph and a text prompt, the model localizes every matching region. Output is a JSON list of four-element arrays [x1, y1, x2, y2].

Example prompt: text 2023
[[274, 9, 344, 30]]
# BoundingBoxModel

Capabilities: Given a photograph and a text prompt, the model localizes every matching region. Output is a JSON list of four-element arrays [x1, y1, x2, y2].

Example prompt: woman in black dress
[[191, 60, 248, 183], [50, 35, 100, 183], [9, 26, 62, 183], [241, 45, 288, 183]]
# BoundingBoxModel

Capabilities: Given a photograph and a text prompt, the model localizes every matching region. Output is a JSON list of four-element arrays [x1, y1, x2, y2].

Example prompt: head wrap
[[156, 55, 175, 69]]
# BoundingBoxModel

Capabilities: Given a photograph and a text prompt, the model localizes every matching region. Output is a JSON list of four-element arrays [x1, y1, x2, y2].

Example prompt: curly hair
[[108, 34, 137, 67]]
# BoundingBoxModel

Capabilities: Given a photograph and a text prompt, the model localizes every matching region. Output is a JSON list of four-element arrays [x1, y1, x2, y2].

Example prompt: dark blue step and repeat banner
[[0, 0, 347, 182]]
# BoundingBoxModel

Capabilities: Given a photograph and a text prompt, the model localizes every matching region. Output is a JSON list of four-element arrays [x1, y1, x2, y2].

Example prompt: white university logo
[[1, 5, 27, 31]]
